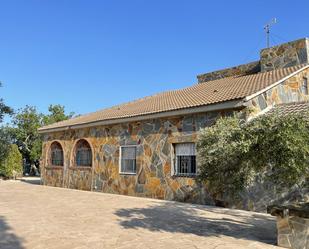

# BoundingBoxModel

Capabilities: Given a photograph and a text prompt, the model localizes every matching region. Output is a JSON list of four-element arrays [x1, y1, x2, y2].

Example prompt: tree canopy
[[197, 111, 309, 200], [0, 82, 13, 167], [8, 104, 74, 165], [0, 144, 22, 178], [0, 82, 13, 123]]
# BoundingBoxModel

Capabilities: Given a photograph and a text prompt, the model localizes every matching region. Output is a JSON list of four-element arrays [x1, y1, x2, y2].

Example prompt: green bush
[[0, 144, 23, 178], [197, 111, 309, 200]]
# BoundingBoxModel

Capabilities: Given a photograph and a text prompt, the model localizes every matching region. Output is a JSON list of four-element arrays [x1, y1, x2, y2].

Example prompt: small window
[[302, 77, 308, 95], [174, 143, 196, 176], [120, 146, 137, 174], [50, 142, 64, 166], [75, 139, 92, 167]]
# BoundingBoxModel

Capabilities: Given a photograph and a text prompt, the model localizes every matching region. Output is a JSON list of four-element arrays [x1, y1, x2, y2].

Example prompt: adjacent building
[[39, 38, 309, 211]]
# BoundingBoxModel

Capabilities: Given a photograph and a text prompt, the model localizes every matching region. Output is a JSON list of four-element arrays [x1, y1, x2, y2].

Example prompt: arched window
[[75, 139, 92, 167], [50, 142, 64, 166]]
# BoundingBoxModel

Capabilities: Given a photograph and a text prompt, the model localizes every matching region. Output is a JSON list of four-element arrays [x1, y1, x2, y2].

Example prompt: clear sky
[[1, 0, 309, 117]]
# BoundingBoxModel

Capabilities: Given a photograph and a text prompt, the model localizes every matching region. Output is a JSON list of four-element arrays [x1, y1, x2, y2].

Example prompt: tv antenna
[[264, 18, 277, 48]]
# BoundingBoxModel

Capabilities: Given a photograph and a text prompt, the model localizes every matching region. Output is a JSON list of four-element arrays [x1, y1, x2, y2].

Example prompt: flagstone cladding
[[41, 67, 309, 211], [41, 111, 233, 205]]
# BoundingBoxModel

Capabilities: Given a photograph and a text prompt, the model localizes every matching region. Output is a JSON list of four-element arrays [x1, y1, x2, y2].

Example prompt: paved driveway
[[0, 180, 281, 249]]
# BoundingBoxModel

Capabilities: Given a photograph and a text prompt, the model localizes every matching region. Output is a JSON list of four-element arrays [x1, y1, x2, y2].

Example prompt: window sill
[[68, 166, 92, 170], [119, 172, 137, 176], [173, 174, 197, 178], [45, 166, 64, 169]]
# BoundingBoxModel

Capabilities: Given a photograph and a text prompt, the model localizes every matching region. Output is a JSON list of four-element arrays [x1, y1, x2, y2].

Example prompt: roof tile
[[39, 64, 308, 131]]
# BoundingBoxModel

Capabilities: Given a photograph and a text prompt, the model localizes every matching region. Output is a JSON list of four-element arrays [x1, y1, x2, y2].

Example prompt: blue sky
[[1, 0, 308, 118]]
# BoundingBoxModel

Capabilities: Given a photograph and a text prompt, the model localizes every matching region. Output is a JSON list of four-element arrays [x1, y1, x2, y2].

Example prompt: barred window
[[302, 77, 308, 95], [174, 143, 196, 176], [75, 139, 92, 167], [120, 146, 136, 174], [50, 142, 64, 166]]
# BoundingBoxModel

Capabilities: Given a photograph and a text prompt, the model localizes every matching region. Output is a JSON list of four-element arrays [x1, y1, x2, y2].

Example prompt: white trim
[[245, 65, 309, 101], [38, 99, 245, 133], [119, 145, 137, 175], [247, 105, 274, 122], [172, 142, 197, 177]]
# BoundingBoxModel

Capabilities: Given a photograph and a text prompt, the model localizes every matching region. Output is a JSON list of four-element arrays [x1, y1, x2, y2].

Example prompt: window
[[302, 77, 308, 95], [174, 143, 196, 176], [50, 142, 64, 166], [75, 139, 92, 167], [120, 146, 136, 174]]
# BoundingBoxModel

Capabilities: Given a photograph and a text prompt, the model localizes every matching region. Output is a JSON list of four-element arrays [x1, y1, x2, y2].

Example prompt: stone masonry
[[41, 67, 309, 211], [260, 38, 309, 72], [268, 204, 309, 249], [197, 61, 260, 83], [41, 111, 234, 205], [197, 38, 309, 83]]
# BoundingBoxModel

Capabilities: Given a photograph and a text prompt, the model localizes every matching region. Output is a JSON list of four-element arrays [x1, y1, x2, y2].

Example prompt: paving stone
[[0, 180, 283, 249]]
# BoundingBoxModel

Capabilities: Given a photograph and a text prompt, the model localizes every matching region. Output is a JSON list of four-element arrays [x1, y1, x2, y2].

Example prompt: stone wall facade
[[197, 61, 260, 83], [248, 67, 309, 116], [197, 38, 309, 84], [260, 38, 309, 72], [41, 67, 309, 211], [41, 111, 236, 205]]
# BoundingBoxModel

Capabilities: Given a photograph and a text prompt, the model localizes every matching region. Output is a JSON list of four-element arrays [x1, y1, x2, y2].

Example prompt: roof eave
[[38, 99, 246, 134], [244, 64, 309, 101]]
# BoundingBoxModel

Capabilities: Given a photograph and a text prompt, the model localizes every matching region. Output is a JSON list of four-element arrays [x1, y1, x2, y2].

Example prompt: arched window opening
[[50, 142, 64, 166], [75, 139, 92, 167]]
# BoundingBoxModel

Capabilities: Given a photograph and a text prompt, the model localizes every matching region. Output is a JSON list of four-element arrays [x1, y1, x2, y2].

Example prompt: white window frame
[[172, 142, 197, 177], [302, 77, 308, 95], [119, 145, 137, 175]]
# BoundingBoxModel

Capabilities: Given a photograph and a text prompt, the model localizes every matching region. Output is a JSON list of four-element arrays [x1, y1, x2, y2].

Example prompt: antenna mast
[[264, 18, 277, 48]]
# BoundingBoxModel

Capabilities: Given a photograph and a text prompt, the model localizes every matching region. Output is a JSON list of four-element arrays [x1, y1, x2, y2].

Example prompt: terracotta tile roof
[[267, 101, 309, 116], [39, 64, 308, 132]]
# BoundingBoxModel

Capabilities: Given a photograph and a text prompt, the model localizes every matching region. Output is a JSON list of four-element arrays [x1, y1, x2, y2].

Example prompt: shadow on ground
[[115, 202, 276, 245], [0, 216, 24, 249], [20, 177, 41, 185]]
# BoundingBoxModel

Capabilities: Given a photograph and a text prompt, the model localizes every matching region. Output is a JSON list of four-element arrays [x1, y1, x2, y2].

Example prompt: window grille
[[174, 143, 196, 176], [51, 142, 64, 166], [76, 140, 92, 167], [120, 146, 136, 174]]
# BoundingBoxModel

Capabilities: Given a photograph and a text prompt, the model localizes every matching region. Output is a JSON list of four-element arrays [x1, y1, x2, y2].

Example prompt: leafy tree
[[9, 105, 42, 164], [0, 128, 11, 165], [197, 111, 309, 200], [9, 104, 74, 170], [0, 82, 13, 168], [0, 144, 22, 178], [0, 82, 13, 123], [42, 104, 74, 126]]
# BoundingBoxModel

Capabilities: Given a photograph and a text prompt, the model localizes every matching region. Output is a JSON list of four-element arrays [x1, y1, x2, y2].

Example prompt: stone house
[[39, 38, 309, 211]]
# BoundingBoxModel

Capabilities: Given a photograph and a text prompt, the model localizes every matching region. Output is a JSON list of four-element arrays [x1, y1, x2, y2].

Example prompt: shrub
[[0, 144, 23, 178], [197, 111, 309, 200]]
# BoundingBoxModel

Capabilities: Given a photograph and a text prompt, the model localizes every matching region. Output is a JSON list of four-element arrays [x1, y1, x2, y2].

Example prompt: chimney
[[260, 38, 309, 72], [197, 37, 309, 84]]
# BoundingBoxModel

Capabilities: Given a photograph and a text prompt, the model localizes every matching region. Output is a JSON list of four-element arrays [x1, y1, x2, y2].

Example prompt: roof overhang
[[244, 64, 309, 101], [38, 99, 246, 134]]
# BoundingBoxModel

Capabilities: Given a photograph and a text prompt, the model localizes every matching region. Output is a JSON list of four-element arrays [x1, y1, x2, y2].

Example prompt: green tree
[[197, 112, 309, 200], [0, 144, 22, 178], [9, 105, 74, 172], [0, 82, 13, 168], [42, 104, 74, 126], [0, 82, 13, 123], [0, 128, 11, 165], [9, 106, 42, 164]]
